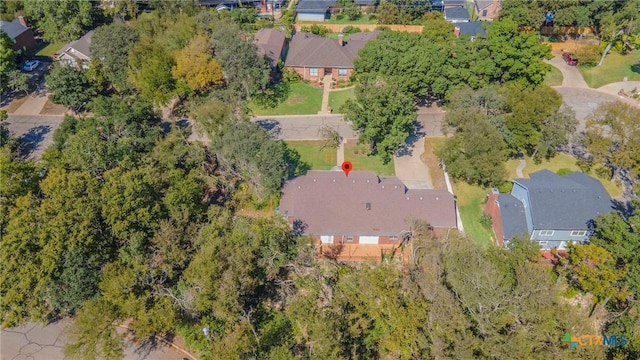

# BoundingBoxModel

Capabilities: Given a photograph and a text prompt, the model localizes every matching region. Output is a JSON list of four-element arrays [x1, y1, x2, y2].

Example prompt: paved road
[[597, 81, 640, 97], [553, 87, 630, 131], [5, 114, 64, 159], [0, 319, 192, 360], [252, 114, 356, 140]]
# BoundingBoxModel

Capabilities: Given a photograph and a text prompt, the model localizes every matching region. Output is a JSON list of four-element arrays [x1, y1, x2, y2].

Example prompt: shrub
[[300, 24, 330, 37], [557, 168, 572, 176], [574, 43, 600, 67], [282, 67, 300, 83], [576, 159, 593, 173], [595, 165, 612, 180], [497, 181, 513, 193], [342, 25, 361, 34], [480, 213, 493, 230]]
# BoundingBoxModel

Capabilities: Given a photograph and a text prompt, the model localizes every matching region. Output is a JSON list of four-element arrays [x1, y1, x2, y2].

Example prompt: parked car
[[562, 52, 578, 66], [21, 60, 40, 72]]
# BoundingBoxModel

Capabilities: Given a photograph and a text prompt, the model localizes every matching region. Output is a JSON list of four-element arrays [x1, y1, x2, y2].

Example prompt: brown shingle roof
[[279, 170, 457, 236], [284, 31, 379, 68], [254, 28, 286, 66]]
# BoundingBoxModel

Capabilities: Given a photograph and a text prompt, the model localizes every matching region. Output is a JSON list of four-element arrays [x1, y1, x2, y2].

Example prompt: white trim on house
[[539, 230, 555, 236]]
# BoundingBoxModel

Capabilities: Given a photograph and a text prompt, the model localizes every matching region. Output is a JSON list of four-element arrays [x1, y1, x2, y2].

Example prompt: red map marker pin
[[341, 161, 353, 177]]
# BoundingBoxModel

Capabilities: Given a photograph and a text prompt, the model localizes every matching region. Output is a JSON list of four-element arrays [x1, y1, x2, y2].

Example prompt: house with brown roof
[[278, 170, 458, 261], [254, 28, 287, 74], [0, 16, 36, 55], [474, 0, 501, 20], [56, 31, 94, 69], [284, 31, 379, 82]]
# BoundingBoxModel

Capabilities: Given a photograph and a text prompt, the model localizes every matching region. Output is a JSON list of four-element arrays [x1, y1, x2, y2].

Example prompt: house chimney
[[338, 33, 344, 46], [18, 15, 28, 27], [454, 26, 461, 37]]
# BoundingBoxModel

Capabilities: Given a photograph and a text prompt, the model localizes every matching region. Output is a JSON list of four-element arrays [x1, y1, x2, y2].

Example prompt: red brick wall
[[14, 29, 36, 55], [289, 66, 352, 81]]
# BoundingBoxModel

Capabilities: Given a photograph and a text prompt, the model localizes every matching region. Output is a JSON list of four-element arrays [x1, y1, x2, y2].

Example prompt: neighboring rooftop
[[0, 17, 30, 40], [296, 0, 337, 14], [514, 170, 614, 230], [254, 28, 286, 66], [444, 0, 465, 6], [445, 7, 471, 21], [57, 30, 94, 58], [285, 31, 379, 68], [456, 21, 489, 37], [278, 171, 457, 236]]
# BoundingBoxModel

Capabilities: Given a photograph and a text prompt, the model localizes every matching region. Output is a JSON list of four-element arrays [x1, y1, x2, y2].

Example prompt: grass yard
[[344, 139, 395, 176], [421, 137, 447, 190], [579, 50, 640, 88], [36, 41, 65, 58], [3, 95, 28, 113], [249, 82, 322, 115], [328, 87, 355, 113], [453, 181, 493, 247], [324, 14, 377, 24], [505, 154, 622, 197], [543, 65, 563, 87], [285, 140, 337, 170]]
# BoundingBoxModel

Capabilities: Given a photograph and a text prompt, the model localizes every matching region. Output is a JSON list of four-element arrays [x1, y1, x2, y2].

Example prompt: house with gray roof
[[254, 28, 287, 73], [284, 30, 379, 81], [0, 16, 36, 55], [484, 170, 614, 250], [296, 0, 336, 21], [454, 21, 489, 39], [444, 7, 471, 23], [56, 30, 94, 69], [278, 170, 457, 261], [474, 0, 500, 20]]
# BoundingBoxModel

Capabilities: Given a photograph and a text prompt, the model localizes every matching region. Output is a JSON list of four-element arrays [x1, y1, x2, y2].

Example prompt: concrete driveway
[[554, 87, 633, 131], [546, 53, 589, 88], [252, 114, 356, 140]]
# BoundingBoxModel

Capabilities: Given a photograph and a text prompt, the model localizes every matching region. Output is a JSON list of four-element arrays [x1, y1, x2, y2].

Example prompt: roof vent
[[420, 197, 423, 200], [297, 186, 301, 189], [333, 179, 336, 182], [367, 179, 370, 183], [366, 203, 371, 210], [352, 179, 356, 183], [407, 197, 410, 200], [436, 196, 439, 200], [382, 185, 385, 189], [394, 185, 398, 189], [313, 178, 317, 182]]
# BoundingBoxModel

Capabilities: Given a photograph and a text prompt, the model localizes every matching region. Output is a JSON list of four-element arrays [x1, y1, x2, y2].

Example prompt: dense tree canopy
[[0, 31, 16, 92], [90, 23, 139, 91], [24, 0, 94, 43], [45, 64, 96, 110]]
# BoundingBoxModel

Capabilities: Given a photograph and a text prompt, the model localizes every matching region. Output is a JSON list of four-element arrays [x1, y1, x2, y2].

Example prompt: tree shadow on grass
[[631, 63, 640, 75]]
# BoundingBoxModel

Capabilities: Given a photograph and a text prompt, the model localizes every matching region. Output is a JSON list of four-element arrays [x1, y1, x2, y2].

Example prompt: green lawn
[[453, 181, 493, 247], [285, 140, 337, 170], [344, 140, 395, 176], [35, 41, 65, 58], [328, 87, 355, 112], [579, 50, 640, 88], [249, 82, 323, 115], [323, 14, 377, 24], [543, 65, 563, 86], [505, 154, 622, 197]]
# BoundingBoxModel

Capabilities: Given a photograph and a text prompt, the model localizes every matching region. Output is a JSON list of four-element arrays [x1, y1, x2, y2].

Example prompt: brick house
[[278, 171, 458, 261], [0, 16, 37, 55], [484, 170, 614, 250], [474, 0, 501, 20], [284, 31, 379, 82], [254, 27, 287, 76]]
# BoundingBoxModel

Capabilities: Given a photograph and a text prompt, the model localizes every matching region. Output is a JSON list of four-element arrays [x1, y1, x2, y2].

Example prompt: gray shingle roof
[[445, 7, 470, 21], [444, 0, 465, 6], [456, 21, 488, 37], [58, 30, 94, 58], [0, 18, 29, 40], [514, 170, 613, 230], [497, 194, 528, 239], [296, 0, 336, 14], [278, 170, 457, 236], [475, 0, 494, 10], [285, 31, 379, 68], [254, 28, 286, 65]]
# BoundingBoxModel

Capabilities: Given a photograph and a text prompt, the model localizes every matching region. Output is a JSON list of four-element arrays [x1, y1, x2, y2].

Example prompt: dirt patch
[[39, 100, 68, 115], [285, 94, 307, 105], [4, 96, 28, 113], [421, 137, 447, 190]]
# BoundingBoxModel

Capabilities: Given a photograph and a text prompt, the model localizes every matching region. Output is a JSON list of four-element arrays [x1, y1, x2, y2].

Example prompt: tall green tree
[[24, 0, 94, 43], [128, 39, 180, 104], [342, 76, 416, 163], [45, 64, 96, 110], [0, 31, 16, 92], [90, 23, 139, 91]]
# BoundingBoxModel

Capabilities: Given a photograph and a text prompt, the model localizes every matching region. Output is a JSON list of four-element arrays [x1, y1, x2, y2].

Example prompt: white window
[[539, 230, 555, 236], [359, 236, 378, 244], [389, 236, 398, 241], [309, 67, 318, 76], [338, 68, 348, 76], [320, 235, 333, 244], [570, 230, 587, 236]]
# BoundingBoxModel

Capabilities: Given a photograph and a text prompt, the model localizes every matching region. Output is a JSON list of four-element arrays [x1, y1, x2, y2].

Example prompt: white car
[[21, 60, 40, 72]]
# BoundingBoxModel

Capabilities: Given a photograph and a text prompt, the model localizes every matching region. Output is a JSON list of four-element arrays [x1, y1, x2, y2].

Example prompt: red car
[[562, 52, 578, 66]]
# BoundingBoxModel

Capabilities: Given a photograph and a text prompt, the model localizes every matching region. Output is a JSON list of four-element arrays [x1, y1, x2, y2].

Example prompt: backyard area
[[328, 87, 355, 112], [505, 154, 622, 197], [452, 181, 493, 247], [35, 40, 65, 58], [543, 65, 563, 86], [249, 82, 322, 116], [285, 140, 337, 170], [579, 50, 640, 88], [344, 139, 395, 176], [313, 14, 377, 24]]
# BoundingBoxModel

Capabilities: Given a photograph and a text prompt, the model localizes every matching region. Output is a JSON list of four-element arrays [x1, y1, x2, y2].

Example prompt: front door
[[324, 68, 332, 76]]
